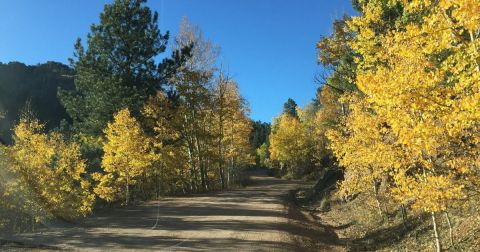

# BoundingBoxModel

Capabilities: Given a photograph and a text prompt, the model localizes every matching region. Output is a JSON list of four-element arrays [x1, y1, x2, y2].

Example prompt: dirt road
[[6, 171, 342, 251]]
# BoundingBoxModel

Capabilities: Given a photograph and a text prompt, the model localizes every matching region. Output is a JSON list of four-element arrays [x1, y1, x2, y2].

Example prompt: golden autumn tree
[[143, 91, 191, 194], [327, 95, 399, 217], [94, 108, 157, 205], [269, 113, 309, 177], [312, 86, 345, 165], [4, 114, 94, 225], [268, 97, 337, 179], [224, 90, 254, 185], [256, 143, 268, 167], [327, 0, 480, 250], [169, 17, 218, 192], [141, 20, 253, 194], [212, 74, 231, 189], [311, 13, 358, 179]]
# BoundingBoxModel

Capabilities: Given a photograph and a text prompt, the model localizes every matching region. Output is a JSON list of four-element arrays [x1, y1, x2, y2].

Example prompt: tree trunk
[[444, 211, 455, 249], [185, 114, 198, 193], [205, 158, 209, 190], [219, 124, 225, 190], [469, 30, 480, 73], [227, 163, 231, 187], [194, 134, 205, 192], [230, 156, 234, 186], [401, 203, 408, 230], [431, 211, 442, 252], [157, 162, 163, 198], [126, 174, 130, 205], [220, 164, 225, 190], [372, 179, 384, 219], [187, 139, 197, 193]]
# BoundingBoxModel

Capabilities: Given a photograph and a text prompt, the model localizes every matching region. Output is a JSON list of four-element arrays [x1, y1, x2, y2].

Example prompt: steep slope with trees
[[0, 61, 74, 143]]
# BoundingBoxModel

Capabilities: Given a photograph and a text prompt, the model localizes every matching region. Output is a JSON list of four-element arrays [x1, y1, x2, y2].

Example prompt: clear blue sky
[[0, 0, 355, 123]]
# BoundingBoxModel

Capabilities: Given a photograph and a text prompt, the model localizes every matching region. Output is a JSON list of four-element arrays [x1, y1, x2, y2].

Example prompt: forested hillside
[[0, 61, 74, 143]]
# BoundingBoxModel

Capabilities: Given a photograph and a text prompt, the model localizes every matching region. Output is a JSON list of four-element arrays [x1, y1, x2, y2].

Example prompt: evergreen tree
[[59, 0, 169, 135], [282, 98, 298, 118], [250, 121, 271, 166], [250, 121, 270, 150]]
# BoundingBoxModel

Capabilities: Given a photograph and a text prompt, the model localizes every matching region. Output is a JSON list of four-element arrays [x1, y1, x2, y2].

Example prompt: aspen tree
[[143, 91, 190, 194], [94, 108, 157, 205], [169, 17, 218, 192], [327, 1, 480, 250], [6, 115, 94, 224], [269, 114, 308, 177], [222, 82, 254, 184]]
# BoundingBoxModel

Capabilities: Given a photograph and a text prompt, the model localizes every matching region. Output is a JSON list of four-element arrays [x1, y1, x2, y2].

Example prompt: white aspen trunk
[[187, 137, 197, 192], [444, 211, 454, 249], [431, 211, 441, 252], [185, 114, 197, 192], [401, 204, 408, 230], [219, 119, 225, 190], [227, 163, 231, 187], [195, 134, 206, 192], [372, 179, 384, 219], [126, 174, 130, 206], [422, 167, 442, 252], [469, 30, 480, 73], [158, 162, 163, 198]]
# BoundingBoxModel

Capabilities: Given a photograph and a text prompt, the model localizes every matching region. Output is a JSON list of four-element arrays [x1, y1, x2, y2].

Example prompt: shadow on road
[[4, 170, 343, 251]]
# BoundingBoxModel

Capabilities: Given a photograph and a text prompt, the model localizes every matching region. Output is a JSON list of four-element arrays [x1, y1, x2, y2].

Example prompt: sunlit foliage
[[93, 108, 157, 205], [1, 115, 94, 228], [269, 113, 309, 177], [326, 0, 480, 250]]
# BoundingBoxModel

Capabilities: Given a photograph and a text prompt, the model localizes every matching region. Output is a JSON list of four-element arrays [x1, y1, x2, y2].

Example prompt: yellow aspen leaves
[[93, 108, 158, 204], [269, 113, 309, 176], [5, 115, 95, 220], [222, 81, 255, 170], [323, 3, 480, 250], [328, 0, 480, 215]]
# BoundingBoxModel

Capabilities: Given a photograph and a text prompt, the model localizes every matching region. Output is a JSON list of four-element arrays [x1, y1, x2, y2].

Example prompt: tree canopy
[[59, 0, 169, 135]]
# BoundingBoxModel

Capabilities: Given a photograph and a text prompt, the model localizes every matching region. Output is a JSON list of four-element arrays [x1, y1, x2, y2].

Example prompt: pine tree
[[283, 98, 299, 118], [59, 0, 169, 135]]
